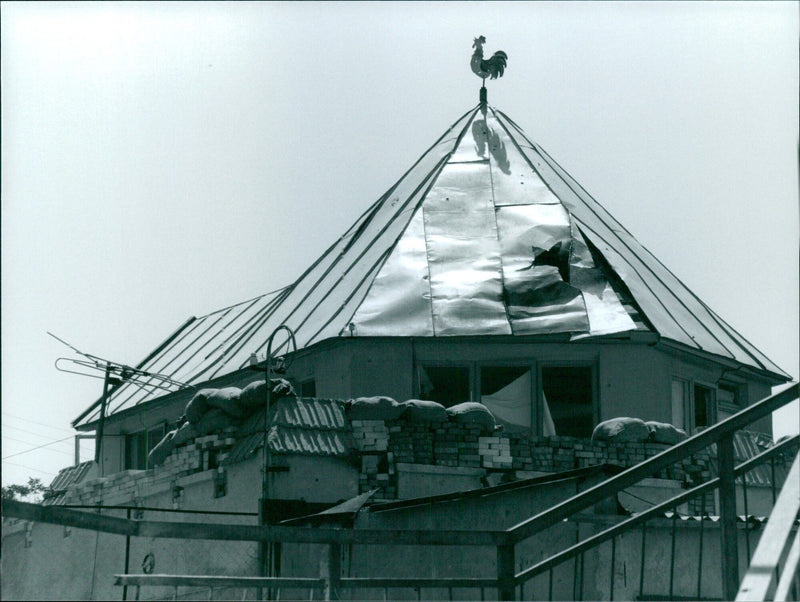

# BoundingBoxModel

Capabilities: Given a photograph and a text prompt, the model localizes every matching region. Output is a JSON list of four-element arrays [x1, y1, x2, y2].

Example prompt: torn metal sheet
[[496, 204, 589, 334], [569, 220, 636, 336]]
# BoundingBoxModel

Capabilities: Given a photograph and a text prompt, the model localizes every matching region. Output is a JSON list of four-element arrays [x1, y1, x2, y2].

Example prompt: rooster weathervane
[[471, 36, 507, 107]]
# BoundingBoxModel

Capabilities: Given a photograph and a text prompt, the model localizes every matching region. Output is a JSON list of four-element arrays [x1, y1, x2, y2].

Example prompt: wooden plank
[[507, 384, 798, 543], [114, 574, 323, 588], [736, 452, 800, 601]]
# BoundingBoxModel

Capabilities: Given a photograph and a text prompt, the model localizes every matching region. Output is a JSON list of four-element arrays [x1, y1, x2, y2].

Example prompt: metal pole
[[718, 433, 740, 601], [497, 544, 516, 601], [94, 365, 113, 466], [123, 507, 131, 601]]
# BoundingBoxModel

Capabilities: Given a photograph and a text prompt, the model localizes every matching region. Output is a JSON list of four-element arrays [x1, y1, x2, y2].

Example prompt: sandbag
[[646, 421, 687, 445], [148, 430, 176, 467], [205, 387, 247, 419], [347, 396, 405, 420], [194, 408, 240, 436], [185, 389, 214, 424], [591, 417, 650, 443], [446, 402, 496, 430], [171, 421, 198, 446], [401, 399, 448, 422], [238, 381, 267, 408]]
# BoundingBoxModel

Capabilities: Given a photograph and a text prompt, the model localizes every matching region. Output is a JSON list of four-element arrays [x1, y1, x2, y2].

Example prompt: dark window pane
[[125, 431, 147, 470], [419, 366, 470, 406], [542, 366, 593, 438], [481, 366, 530, 396], [300, 380, 316, 397], [694, 384, 714, 427]]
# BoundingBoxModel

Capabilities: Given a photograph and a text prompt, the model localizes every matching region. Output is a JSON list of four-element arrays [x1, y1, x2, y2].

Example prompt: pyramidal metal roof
[[74, 105, 789, 427]]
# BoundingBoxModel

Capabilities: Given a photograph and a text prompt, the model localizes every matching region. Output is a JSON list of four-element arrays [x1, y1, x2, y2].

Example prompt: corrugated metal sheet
[[75, 105, 789, 426], [43, 460, 96, 506], [222, 397, 352, 465], [705, 430, 796, 487]]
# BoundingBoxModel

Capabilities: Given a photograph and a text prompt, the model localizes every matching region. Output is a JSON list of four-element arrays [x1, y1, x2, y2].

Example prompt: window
[[480, 366, 532, 433], [300, 379, 316, 397], [718, 381, 743, 408], [125, 431, 147, 470], [418, 365, 470, 406], [671, 378, 688, 430], [125, 424, 166, 470], [693, 384, 716, 429], [541, 366, 594, 438]]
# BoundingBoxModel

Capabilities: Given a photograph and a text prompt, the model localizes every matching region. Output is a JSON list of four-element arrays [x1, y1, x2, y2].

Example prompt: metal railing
[[502, 383, 799, 601], [737, 452, 800, 601]]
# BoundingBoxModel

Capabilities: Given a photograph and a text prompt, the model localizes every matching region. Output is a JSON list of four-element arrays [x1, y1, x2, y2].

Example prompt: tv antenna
[[49, 331, 189, 464]]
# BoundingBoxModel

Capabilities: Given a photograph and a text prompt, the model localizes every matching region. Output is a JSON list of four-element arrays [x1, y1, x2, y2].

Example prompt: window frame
[[414, 358, 599, 437], [537, 361, 598, 438]]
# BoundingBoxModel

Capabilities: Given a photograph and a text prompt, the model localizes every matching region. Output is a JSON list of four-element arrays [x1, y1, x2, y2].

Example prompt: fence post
[[321, 543, 341, 601], [497, 543, 516, 601], [718, 433, 740, 600]]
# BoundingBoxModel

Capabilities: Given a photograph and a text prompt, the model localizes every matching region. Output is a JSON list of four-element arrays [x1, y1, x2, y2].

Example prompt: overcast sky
[[2, 2, 797, 487]]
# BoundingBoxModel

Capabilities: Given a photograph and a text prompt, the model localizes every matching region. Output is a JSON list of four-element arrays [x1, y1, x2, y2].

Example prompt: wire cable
[[2, 435, 76, 460]]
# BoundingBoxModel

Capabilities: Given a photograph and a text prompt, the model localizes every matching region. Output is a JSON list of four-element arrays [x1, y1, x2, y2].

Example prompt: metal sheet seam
[[153, 297, 263, 388], [197, 286, 298, 382], [101, 308, 237, 416], [484, 116, 516, 336], [304, 253, 392, 347], [202, 287, 295, 379], [533, 143, 749, 361], [99, 313, 215, 416], [575, 219, 726, 356], [339, 153, 455, 337], [496, 108, 639, 241], [699, 303, 784, 376], [279, 156, 452, 346]]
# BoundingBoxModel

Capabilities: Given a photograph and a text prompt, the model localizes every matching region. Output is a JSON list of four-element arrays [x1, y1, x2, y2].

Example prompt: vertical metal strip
[[639, 522, 647, 599], [697, 494, 706, 599], [669, 507, 677, 599], [609, 536, 616, 601]]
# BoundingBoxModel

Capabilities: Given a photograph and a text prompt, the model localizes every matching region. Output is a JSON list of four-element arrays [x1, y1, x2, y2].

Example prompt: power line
[[2, 412, 75, 434], [1, 435, 75, 458], [2, 435, 75, 460], [1, 460, 57, 477], [2, 423, 77, 440]]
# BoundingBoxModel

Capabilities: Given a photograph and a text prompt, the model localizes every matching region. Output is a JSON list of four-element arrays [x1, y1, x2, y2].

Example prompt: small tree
[[2, 477, 47, 502]]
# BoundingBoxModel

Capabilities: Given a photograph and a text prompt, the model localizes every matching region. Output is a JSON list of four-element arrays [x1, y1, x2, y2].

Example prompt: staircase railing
[[736, 450, 800, 601], [503, 383, 799, 601]]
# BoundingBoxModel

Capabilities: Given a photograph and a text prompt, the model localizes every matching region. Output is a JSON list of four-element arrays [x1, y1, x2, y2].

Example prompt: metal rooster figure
[[471, 36, 507, 108]]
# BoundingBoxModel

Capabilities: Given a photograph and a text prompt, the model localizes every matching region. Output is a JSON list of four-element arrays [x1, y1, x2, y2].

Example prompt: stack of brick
[[351, 420, 389, 452], [358, 452, 396, 498], [479, 436, 513, 469], [60, 427, 241, 506]]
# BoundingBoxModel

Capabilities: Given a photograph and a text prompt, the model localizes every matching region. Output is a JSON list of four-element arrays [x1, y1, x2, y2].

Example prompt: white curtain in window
[[541, 391, 557, 436], [482, 371, 532, 430]]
